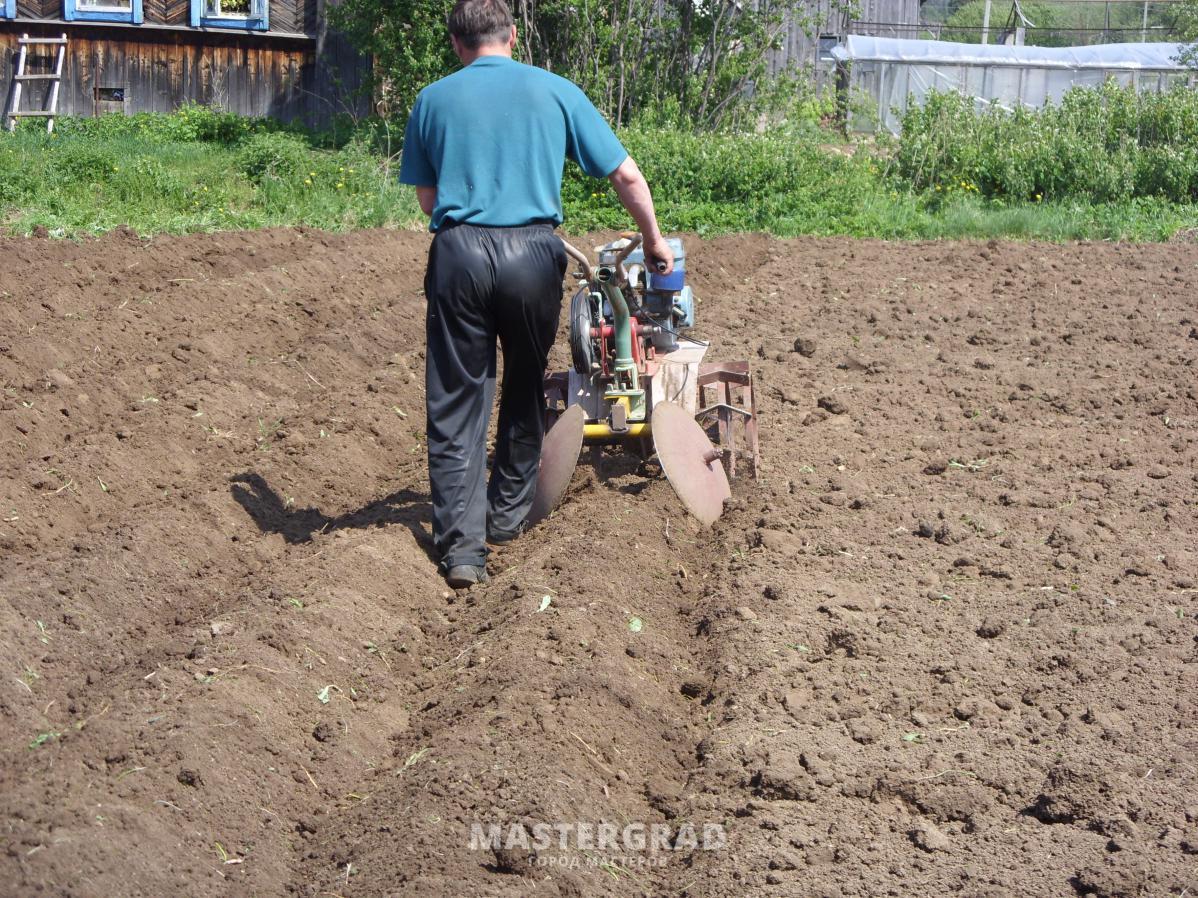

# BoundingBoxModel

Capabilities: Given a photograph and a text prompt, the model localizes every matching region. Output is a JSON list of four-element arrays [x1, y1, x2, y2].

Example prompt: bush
[[236, 131, 312, 185], [942, 0, 1066, 44], [563, 126, 890, 236], [52, 104, 281, 145], [893, 83, 1198, 203]]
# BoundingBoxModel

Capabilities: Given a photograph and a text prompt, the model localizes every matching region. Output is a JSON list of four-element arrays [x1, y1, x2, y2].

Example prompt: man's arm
[[416, 185, 436, 218], [608, 157, 674, 275], [399, 93, 438, 224]]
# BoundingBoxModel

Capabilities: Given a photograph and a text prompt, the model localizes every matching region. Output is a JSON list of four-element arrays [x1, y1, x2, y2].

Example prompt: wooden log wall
[[1, 0, 369, 127]]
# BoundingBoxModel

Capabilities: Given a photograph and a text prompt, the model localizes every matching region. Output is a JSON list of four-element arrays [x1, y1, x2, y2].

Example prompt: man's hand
[[608, 158, 673, 275], [642, 234, 675, 276]]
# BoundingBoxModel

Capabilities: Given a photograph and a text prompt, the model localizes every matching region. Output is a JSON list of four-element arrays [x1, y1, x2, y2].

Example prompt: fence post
[[835, 60, 850, 137]]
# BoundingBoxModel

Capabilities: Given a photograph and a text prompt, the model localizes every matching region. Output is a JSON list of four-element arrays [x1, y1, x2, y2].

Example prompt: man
[[400, 0, 673, 589]]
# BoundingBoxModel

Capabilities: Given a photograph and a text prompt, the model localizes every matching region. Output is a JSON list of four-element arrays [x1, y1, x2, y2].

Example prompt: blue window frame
[[1, 0, 14, 20], [190, 0, 268, 30], [64, 0, 143, 23]]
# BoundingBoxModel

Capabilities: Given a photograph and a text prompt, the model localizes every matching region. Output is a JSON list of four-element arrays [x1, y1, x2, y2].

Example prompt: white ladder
[[5, 33, 68, 134]]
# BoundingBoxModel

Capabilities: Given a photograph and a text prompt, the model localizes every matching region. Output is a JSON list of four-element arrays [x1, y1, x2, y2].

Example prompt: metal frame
[[696, 361, 760, 480]]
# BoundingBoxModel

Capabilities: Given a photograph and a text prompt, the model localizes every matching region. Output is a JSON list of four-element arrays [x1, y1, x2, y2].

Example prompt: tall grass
[[894, 83, 1198, 203], [0, 108, 420, 236], [1, 96, 1195, 241]]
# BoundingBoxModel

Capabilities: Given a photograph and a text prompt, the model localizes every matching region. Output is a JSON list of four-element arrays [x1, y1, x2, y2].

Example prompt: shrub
[[236, 131, 312, 185], [53, 104, 280, 145], [562, 126, 889, 235], [894, 82, 1198, 203]]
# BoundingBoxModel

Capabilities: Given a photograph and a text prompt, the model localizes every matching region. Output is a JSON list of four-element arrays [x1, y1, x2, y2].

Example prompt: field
[[1, 227, 1196, 897]]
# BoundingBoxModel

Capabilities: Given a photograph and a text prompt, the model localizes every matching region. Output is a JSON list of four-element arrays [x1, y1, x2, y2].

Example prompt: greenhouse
[[832, 36, 1195, 131]]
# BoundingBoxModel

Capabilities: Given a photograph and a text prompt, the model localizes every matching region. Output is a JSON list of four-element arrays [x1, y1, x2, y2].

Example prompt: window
[[1, 0, 13, 19], [818, 34, 841, 63], [189, 0, 268, 30], [64, 0, 143, 23]]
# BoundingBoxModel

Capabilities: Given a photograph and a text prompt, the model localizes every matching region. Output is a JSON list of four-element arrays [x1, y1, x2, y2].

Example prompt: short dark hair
[[448, 0, 514, 50]]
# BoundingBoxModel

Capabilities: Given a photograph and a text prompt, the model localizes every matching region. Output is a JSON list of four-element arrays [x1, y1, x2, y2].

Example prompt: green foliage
[[561, 120, 1193, 240], [894, 83, 1198, 203], [562, 127, 891, 236], [329, 0, 847, 130], [942, 0, 1066, 44], [327, 0, 458, 121], [50, 103, 279, 144], [941, 0, 1177, 44], [0, 101, 1195, 242], [236, 131, 313, 184], [0, 109, 419, 235], [1177, 0, 1198, 65]]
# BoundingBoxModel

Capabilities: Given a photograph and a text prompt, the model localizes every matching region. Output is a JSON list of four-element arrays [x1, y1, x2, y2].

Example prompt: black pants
[[424, 222, 566, 569]]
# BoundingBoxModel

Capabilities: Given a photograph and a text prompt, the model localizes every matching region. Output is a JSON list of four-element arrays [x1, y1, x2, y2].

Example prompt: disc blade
[[652, 401, 731, 526], [527, 403, 585, 527]]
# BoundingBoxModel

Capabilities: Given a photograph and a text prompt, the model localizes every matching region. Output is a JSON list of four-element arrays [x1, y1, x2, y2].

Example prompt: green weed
[[2, 97, 1196, 241]]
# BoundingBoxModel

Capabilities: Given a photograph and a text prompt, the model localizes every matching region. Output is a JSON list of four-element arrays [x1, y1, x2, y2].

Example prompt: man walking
[[400, 0, 673, 588]]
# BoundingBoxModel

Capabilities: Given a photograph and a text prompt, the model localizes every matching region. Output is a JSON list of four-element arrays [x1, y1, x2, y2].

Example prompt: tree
[[330, 0, 838, 130], [941, 0, 1182, 46], [1178, 0, 1198, 65]]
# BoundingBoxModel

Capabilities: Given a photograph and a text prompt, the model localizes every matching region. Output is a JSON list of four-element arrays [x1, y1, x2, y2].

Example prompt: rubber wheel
[[569, 287, 596, 375]]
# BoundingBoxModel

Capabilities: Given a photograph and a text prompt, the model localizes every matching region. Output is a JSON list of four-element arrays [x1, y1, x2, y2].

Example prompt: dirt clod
[[793, 336, 818, 357]]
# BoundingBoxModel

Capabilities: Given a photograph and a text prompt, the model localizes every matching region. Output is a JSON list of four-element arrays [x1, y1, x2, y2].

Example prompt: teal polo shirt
[[399, 55, 628, 232]]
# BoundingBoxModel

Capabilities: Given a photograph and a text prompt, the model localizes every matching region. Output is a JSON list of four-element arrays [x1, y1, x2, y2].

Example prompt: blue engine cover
[[609, 236, 697, 352], [648, 268, 685, 292]]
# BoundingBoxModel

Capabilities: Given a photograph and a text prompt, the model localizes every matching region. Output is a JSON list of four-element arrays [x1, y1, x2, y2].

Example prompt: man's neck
[[458, 44, 513, 66]]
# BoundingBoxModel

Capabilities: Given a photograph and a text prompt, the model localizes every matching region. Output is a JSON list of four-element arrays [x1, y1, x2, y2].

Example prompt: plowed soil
[[1, 228, 1195, 898]]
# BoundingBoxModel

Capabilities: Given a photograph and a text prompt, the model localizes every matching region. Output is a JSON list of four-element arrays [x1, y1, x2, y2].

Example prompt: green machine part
[[597, 276, 646, 423]]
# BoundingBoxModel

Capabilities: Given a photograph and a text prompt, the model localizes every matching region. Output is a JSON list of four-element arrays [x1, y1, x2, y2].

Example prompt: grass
[[0, 105, 1195, 241], [0, 128, 422, 236]]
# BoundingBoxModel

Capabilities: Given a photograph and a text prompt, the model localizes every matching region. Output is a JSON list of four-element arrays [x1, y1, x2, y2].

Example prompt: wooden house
[[1, 0, 369, 126]]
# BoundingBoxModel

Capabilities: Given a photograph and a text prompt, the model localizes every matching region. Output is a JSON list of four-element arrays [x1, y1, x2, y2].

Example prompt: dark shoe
[[486, 521, 526, 545], [444, 564, 488, 589]]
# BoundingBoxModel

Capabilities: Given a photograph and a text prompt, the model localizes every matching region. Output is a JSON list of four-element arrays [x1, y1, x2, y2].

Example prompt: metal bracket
[[696, 361, 760, 480]]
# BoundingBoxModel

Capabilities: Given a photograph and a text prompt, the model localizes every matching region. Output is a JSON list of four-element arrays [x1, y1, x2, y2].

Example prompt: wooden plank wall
[[853, 0, 926, 37], [15, 0, 61, 18], [0, 25, 369, 126], [768, 0, 925, 75]]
